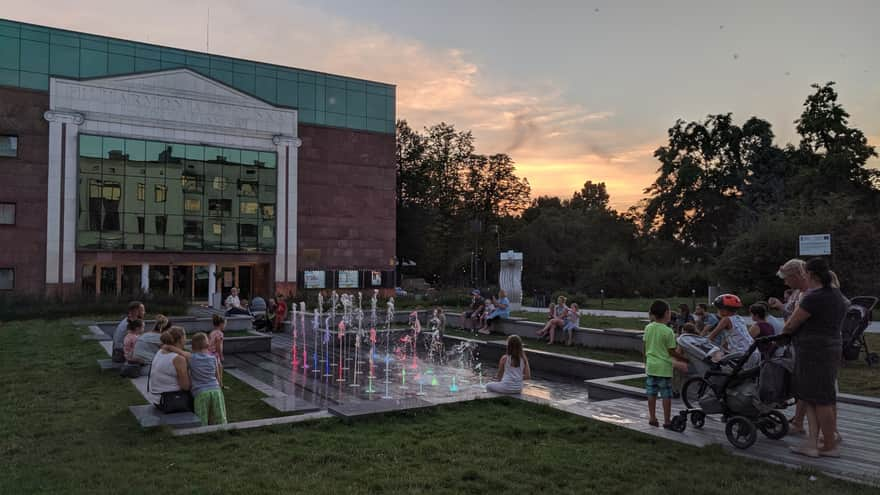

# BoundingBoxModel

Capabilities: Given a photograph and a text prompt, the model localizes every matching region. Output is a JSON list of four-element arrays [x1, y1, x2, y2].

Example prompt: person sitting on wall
[[128, 314, 172, 375], [462, 290, 485, 333], [479, 290, 510, 335], [112, 301, 145, 363], [224, 288, 250, 316]]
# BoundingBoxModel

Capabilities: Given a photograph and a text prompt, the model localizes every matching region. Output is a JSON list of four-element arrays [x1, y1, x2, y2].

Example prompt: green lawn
[[1, 319, 877, 494], [838, 333, 880, 398], [511, 311, 647, 330]]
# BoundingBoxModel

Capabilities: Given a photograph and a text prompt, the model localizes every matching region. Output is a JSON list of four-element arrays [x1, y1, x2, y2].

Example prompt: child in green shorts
[[643, 300, 688, 428], [189, 332, 228, 426]]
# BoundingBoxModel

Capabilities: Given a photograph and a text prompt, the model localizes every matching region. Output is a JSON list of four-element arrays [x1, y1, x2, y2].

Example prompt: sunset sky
[[7, 0, 879, 210]]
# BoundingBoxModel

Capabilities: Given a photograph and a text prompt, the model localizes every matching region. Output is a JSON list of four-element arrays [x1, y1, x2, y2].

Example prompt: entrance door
[[238, 265, 253, 300], [99, 266, 118, 296], [194, 265, 209, 301], [172, 265, 192, 300]]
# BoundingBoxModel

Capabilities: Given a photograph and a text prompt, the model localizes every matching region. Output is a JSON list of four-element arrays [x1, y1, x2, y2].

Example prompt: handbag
[[147, 355, 193, 413]]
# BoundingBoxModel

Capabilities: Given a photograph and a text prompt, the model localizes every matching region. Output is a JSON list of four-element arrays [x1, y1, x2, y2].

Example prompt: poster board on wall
[[303, 270, 326, 289], [338, 270, 359, 288]]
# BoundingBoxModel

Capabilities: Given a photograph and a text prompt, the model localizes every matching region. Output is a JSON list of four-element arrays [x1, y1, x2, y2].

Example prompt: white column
[[208, 263, 217, 307], [43, 110, 84, 286], [273, 137, 287, 283], [141, 263, 150, 292], [272, 135, 301, 283], [62, 118, 82, 284]]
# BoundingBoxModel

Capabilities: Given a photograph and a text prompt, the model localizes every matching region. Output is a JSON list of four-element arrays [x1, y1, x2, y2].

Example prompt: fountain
[[381, 296, 395, 399]]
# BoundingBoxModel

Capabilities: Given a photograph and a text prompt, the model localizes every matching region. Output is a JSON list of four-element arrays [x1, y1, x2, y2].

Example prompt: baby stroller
[[841, 296, 878, 367], [669, 334, 792, 449]]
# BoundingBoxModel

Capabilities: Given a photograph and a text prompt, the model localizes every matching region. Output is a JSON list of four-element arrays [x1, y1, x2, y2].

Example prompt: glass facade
[[77, 135, 277, 252], [0, 19, 395, 134]]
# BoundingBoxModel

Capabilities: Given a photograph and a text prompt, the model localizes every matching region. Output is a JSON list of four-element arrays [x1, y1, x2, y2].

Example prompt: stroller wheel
[[867, 353, 879, 367], [690, 410, 706, 429], [725, 416, 757, 449], [681, 377, 711, 409], [670, 414, 687, 433], [758, 410, 789, 440]]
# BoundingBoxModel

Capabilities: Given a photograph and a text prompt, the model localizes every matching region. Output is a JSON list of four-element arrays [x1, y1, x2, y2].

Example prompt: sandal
[[662, 423, 673, 430], [649, 419, 659, 427], [789, 446, 819, 458]]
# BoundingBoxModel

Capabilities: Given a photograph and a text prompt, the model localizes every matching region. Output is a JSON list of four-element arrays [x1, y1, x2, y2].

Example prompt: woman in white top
[[149, 326, 191, 408], [486, 335, 531, 394]]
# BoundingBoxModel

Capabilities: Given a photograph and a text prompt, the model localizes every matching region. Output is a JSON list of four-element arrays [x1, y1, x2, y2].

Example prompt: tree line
[[396, 82, 879, 299]]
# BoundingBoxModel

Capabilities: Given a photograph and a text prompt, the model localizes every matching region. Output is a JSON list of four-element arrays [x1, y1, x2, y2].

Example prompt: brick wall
[[0, 87, 49, 294], [297, 124, 396, 272]]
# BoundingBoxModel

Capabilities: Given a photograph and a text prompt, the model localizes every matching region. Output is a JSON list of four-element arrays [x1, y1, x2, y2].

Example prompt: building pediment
[[49, 68, 297, 138]]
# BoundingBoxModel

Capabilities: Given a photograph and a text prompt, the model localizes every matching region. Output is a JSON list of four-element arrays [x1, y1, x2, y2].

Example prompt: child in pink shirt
[[209, 314, 226, 364], [123, 319, 144, 362]]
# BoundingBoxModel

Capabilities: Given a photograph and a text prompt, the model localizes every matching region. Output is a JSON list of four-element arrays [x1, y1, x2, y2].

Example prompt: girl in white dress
[[486, 335, 531, 394]]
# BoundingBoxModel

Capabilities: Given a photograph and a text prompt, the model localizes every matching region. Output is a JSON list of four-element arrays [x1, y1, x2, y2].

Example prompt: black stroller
[[841, 296, 878, 367], [670, 334, 793, 449]]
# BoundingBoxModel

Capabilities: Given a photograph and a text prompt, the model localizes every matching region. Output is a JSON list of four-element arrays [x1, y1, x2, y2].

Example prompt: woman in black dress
[[782, 258, 848, 458]]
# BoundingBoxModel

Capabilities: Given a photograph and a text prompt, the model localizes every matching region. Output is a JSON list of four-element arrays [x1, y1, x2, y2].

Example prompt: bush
[[0, 292, 189, 321]]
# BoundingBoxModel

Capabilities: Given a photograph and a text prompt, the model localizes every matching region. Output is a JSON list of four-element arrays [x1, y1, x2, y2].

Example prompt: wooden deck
[[547, 397, 880, 486]]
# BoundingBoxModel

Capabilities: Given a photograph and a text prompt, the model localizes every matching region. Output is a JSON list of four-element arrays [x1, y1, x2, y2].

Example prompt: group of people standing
[[111, 302, 229, 426], [640, 257, 849, 458]]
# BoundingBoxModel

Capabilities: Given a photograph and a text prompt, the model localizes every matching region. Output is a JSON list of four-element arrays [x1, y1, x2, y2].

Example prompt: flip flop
[[662, 423, 673, 430], [818, 447, 841, 458], [649, 419, 659, 427]]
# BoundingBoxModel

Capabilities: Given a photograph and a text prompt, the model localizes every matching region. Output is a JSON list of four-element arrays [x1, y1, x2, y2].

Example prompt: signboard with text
[[338, 270, 359, 289], [799, 234, 831, 256], [303, 270, 326, 289]]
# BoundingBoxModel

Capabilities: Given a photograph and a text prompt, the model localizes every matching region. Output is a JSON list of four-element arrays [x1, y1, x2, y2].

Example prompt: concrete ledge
[[584, 374, 647, 401], [93, 315, 253, 337], [129, 404, 202, 429], [172, 410, 333, 436], [838, 393, 880, 409], [222, 333, 272, 354]]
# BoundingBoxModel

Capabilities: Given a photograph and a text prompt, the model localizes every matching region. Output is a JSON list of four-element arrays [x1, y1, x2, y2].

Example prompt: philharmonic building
[[0, 19, 396, 302]]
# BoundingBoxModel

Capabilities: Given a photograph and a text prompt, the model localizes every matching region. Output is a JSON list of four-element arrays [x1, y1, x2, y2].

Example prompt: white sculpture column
[[208, 263, 217, 308], [140, 263, 150, 293], [499, 251, 524, 311], [43, 110, 84, 290], [272, 135, 302, 288]]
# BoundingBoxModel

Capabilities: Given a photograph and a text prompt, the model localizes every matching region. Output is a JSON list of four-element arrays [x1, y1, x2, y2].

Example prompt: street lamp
[[600, 289, 605, 309]]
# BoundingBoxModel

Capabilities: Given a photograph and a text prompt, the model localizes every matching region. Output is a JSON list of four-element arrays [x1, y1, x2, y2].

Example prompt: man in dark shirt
[[463, 290, 485, 333]]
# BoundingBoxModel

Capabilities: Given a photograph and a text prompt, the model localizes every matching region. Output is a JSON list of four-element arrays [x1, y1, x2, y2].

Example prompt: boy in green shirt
[[644, 300, 688, 428]]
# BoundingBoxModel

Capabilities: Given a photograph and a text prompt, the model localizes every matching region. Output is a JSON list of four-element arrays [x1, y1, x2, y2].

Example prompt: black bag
[[147, 358, 193, 413], [157, 391, 193, 413]]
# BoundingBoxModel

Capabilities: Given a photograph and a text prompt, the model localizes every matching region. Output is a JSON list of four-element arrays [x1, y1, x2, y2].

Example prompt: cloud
[[6, 0, 658, 208]]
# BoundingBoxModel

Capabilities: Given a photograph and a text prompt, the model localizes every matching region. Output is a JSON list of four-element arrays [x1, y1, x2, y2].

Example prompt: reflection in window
[[185, 198, 201, 213], [79, 135, 277, 252], [208, 199, 232, 216], [212, 176, 227, 191], [260, 204, 275, 220], [0, 268, 13, 290], [240, 202, 259, 215], [88, 179, 121, 231], [0, 203, 14, 224], [155, 216, 167, 235], [238, 180, 258, 197], [0, 136, 18, 157], [181, 174, 202, 192]]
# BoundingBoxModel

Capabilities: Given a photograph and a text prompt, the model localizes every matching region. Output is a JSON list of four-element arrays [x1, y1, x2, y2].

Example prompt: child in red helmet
[[706, 294, 758, 367]]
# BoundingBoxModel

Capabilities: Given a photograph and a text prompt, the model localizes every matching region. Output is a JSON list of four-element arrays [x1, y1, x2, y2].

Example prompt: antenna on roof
[[206, 7, 210, 54]]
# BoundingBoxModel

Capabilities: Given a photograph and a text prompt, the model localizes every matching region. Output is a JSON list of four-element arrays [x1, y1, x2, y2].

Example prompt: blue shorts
[[645, 375, 673, 399], [562, 322, 577, 333]]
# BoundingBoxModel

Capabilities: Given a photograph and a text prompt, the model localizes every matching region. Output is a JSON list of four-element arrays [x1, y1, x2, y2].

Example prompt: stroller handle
[[754, 334, 790, 344]]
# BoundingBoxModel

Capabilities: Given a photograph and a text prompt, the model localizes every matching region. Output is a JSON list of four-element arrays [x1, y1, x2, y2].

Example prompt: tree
[[462, 153, 531, 219], [791, 82, 879, 198], [569, 181, 611, 213], [642, 114, 750, 258]]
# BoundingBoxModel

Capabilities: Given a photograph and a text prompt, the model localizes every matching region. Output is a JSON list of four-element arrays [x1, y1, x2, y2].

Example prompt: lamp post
[[600, 289, 605, 309], [691, 289, 696, 310]]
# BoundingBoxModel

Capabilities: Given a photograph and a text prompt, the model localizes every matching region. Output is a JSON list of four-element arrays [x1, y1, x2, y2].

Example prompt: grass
[[838, 333, 880, 398], [616, 377, 648, 389], [511, 311, 647, 330], [1, 320, 876, 494], [443, 327, 644, 363]]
